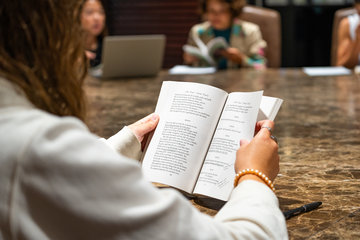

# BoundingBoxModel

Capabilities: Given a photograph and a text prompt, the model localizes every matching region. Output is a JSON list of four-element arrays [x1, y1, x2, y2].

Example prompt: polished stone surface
[[85, 69, 360, 239]]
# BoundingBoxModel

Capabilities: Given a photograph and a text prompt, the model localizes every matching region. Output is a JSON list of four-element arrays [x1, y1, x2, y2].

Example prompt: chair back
[[240, 6, 282, 68]]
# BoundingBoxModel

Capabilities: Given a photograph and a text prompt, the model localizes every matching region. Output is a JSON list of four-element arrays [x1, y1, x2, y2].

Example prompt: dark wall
[[265, 5, 352, 67], [104, 0, 200, 68]]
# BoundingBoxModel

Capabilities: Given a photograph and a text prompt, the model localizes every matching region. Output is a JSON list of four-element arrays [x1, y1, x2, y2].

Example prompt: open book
[[141, 81, 283, 203], [183, 37, 228, 66]]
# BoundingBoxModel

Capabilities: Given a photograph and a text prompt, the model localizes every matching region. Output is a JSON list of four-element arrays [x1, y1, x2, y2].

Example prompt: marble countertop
[[85, 69, 360, 239]]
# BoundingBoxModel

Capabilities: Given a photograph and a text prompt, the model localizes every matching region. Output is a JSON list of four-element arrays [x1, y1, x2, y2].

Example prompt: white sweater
[[0, 78, 288, 240]]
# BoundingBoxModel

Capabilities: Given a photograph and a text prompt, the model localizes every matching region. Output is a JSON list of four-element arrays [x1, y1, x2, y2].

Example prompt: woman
[[81, 0, 107, 67], [337, 0, 360, 69], [184, 0, 267, 69], [0, 0, 287, 239]]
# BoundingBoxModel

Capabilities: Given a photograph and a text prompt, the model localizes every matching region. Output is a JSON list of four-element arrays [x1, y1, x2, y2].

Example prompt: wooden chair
[[240, 6, 282, 68], [331, 8, 357, 66]]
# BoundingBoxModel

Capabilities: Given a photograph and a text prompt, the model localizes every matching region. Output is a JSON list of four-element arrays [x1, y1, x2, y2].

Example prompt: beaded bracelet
[[234, 169, 276, 192]]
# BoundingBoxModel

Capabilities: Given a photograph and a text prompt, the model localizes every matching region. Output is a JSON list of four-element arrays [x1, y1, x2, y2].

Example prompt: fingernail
[[240, 139, 249, 146], [152, 114, 159, 121]]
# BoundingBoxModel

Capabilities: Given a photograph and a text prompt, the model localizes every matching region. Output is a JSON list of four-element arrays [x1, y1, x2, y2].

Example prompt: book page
[[193, 91, 263, 201], [302, 67, 351, 76], [142, 81, 228, 193], [169, 65, 216, 75], [182, 45, 214, 66], [257, 96, 284, 121], [207, 37, 229, 58]]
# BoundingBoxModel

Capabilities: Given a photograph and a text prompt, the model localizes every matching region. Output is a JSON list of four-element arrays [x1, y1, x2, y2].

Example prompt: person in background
[[184, 0, 267, 70], [337, 0, 360, 68], [0, 0, 287, 239], [81, 0, 106, 67]]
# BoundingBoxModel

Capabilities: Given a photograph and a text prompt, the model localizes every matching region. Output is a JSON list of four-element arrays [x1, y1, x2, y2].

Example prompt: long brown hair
[[0, 0, 88, 121]]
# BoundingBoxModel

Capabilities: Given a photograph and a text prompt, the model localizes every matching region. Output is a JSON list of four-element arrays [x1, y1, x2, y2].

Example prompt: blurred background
[[102, 0, 354, 68]]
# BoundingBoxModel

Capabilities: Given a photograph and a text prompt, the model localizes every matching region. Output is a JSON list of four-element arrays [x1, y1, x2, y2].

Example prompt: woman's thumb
[[140, 114, 159, 134], [240, 139, 249, 147]]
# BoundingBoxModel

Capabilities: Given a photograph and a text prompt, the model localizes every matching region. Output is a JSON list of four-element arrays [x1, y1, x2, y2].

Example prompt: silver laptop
[[91, 35, 166, 78]]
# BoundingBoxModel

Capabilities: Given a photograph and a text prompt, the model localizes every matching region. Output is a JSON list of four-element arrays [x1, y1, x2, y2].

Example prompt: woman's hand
[[235, 120, 279, 184], [183, 52, 199, 65], [128, 113, 160, 150], [221, 47, 245, 64]]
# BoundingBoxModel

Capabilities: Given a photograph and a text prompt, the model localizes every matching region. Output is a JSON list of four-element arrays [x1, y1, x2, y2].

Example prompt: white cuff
[[105, 126, 142, 160]]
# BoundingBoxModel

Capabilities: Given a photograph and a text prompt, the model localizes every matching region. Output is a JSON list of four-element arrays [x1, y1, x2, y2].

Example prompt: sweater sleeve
[[10, 115, 288, 240], [103, 126, 142, 160], [242, 24, 267, 68], [215, 180, 288, 239], [186, 24, 199, 47]]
